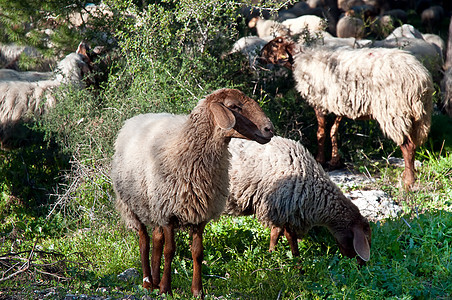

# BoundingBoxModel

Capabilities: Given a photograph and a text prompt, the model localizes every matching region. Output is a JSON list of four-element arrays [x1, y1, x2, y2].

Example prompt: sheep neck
[[170, 109, 229, 165], [309, 191, 360, 232], [158, 108, 231, 224]]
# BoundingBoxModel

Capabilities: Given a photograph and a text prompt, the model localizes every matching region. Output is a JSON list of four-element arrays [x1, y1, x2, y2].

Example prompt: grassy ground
[[1, 143, 451, 299]]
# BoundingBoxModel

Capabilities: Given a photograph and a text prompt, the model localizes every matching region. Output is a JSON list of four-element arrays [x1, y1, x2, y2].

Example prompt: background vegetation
[[0, 0, 451, 299]]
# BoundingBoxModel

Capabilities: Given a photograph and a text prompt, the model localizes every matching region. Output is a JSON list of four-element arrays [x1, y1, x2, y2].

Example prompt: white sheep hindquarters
[[226, 136, 371, 264], [111, 88, 274, 298], [292, 46, 433, 189], [0, 43, 91, 148]]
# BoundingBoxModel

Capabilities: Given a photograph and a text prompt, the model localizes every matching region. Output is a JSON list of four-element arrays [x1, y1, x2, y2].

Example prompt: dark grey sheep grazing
[[226, 136, 371, 265]]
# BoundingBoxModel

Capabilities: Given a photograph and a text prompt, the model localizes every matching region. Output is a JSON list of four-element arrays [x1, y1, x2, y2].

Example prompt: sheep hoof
[[142, 277, 153, 290], [192, 289, 204, 299], [402, 170, 416, 191]]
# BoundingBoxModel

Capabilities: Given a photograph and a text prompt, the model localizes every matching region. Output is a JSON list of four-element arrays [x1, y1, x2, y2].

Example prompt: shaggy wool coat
[[226, 136, 365, 235], [292, 47, 433, 147], [112, 107, 230, 230]]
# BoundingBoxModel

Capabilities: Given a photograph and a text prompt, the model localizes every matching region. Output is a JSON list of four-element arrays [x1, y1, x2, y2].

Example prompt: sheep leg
[[191, 222, 207, 298], [400, 138, 416, 189], [314, 108, 327, 165], [328, 116, 343, 168], [284, 227, 300, 257], [138, 223, 153, 289], [269, 226, 283, 252], [151, 226, 164, 288], [159, 223, 176, 295]]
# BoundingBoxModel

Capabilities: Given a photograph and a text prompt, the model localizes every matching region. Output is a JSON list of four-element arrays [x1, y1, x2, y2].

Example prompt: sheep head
[[207, 88, 274, 144], [259, 36, 298, 69], [76, 42, 95, 84], [332, 216, 372, 266], [248, 16, 259, 29]]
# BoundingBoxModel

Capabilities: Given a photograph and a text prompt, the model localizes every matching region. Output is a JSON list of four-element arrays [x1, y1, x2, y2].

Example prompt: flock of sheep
[[114, 1, 447, 297], [231, 1, 450, 189], [0, 0, 451, 298]]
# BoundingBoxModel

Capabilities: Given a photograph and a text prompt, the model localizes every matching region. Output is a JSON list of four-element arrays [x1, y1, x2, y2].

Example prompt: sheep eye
[[227, 103, 242, 111]]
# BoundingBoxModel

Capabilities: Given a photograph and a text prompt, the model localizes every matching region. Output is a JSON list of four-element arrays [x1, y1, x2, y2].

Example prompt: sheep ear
[[353, 226, 370, 262], [77, 42, 86, 54], [210, 102, 236, 130], [248, 17, 258, 28], [77, 42, 91, 60]]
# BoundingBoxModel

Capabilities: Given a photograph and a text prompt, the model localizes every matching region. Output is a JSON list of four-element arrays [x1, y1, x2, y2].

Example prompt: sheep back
[[112, 110, 230, 230], [0, 80, 57, 142], [0, 50, 91, 146], [249, 17, 288, 38], [227, 136, 348, 233], [0, 69, 53, 81], [55, 52, 91, 86], [281, 15, 325, 36], [373, 37, 444, 83], [292, 47, 433, 146]]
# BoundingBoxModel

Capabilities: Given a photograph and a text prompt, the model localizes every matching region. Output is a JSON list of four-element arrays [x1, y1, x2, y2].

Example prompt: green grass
[[1, 120, 451, 299], [1, 157, 451, 299]]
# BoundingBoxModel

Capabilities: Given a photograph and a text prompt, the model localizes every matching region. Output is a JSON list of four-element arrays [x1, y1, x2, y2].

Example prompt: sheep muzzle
[[208, 89, 274, 144], [259, 37, 296, 69]]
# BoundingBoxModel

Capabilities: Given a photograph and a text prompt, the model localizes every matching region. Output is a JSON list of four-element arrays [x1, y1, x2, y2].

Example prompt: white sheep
[[222, 35, 273, 68], [111, 88, 274, 297], [0, 42, 92, 148], [248, 16, 289, 38], [336, 15, 365, 39], [260, 37, 434, 189], [385, 24, 423, 40], [422, 33, 446, 59], [226, 136, 371, 264], [281, 15, 326, 36], [310, 31, 372, 49]]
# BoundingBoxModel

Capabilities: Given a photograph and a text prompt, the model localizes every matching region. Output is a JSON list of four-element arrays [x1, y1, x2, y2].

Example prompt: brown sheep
[[111, 88, 274, 297]]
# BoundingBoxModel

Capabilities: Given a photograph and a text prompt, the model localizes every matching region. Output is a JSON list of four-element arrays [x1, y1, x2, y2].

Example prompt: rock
[[117, 267, 140, 282], [328, 169, 375, 188], [328, 168, 403, 221], [345, 190, 402, 221]]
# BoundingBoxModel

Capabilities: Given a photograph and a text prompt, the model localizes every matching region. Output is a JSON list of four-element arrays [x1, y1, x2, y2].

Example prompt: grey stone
[[117, 267, 140, 282]]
